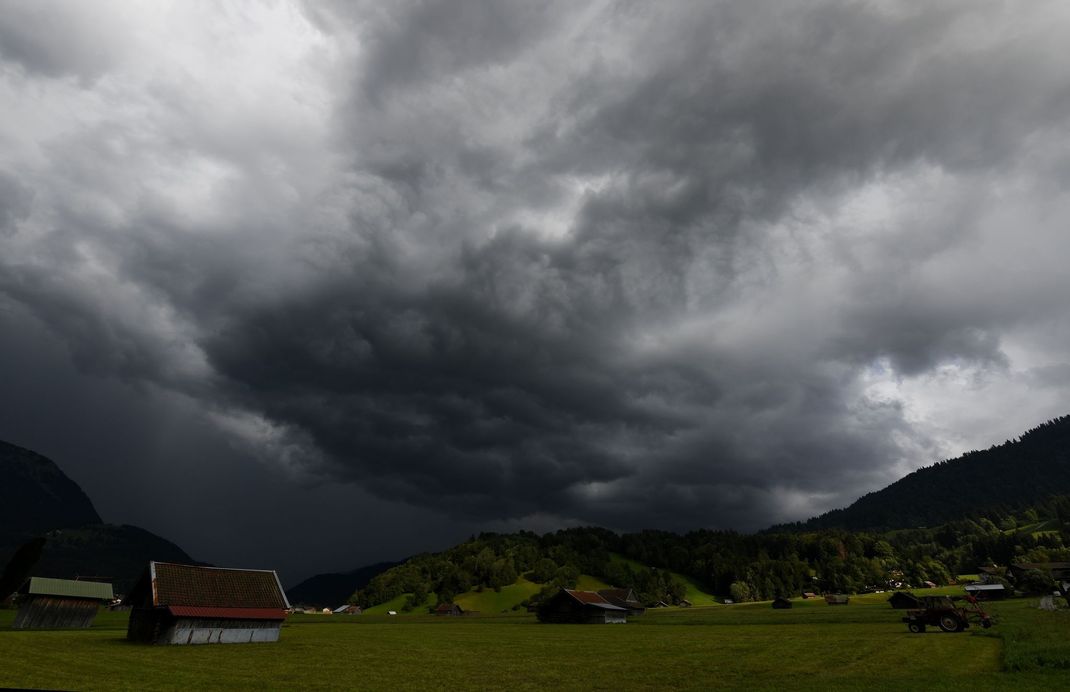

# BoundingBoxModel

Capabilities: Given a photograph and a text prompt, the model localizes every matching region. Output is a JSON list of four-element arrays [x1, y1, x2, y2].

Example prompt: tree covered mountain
[[0, 440, 101, 544], [0, 440, 196, 593], [775, 415, 1070, 532]]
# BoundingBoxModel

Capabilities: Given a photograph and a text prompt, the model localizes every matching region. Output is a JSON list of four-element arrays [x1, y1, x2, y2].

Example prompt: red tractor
[[902, 595, 993, 633]]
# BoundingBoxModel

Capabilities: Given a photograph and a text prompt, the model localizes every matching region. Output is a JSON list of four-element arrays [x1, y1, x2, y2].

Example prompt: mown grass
[[455, 577, 543, 613], [1, 596, 1067, 690]]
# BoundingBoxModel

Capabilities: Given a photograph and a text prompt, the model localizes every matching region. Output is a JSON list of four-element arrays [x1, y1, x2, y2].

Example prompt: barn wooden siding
[[13, 596, 100, 629]]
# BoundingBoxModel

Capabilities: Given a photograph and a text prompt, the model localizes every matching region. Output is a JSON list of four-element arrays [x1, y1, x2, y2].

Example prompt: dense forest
[[775, 415, 1070, 532], [354, 493, 1070, 610]]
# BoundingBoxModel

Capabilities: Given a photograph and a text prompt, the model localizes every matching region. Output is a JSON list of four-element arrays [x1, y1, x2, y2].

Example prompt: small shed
[[825, 594, 849, 606], [434, 603, 464, 616], [771, 597, 792, 609], [801, 592, 818, 599], [887, 591, 921, 609], [12, 577, 114, 629], [964, 583, 1007, 601], [124, 561, 289, 645], [536, 589, 627, 624], [598, 588, 646, 615]]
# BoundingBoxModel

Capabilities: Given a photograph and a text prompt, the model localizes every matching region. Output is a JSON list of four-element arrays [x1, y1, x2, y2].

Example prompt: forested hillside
[[778, 415, 1070, 532], [0, 440, 197, 592], [353, 494, 1070, 610]]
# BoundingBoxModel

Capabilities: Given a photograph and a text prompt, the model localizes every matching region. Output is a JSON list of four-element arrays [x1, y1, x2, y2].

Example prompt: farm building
[[333, 604, 361, 615], [124, 561, 289, 645], [597, 588, 645, 615], [825, 594, 849, 606], [771, 597, 792, 609], [12, 577, 113, 629], [434, 603, 464, 616], [536, 589, 627, 624], [963, 583, 1007, 600], [801, 592, 818, 599], [887, 592, 921, 609]]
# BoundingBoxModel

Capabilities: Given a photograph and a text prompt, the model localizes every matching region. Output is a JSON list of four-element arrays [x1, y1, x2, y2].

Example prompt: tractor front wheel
[[938, 615, 963, 632], [908, 622, 925, 633]]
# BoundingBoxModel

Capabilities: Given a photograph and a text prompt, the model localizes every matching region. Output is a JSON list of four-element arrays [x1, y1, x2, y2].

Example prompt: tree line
[[353, 494, 1070, 610]]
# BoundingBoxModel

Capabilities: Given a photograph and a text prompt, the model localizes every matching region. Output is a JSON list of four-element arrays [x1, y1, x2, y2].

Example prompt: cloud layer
[[3, 0, 1070, 550]]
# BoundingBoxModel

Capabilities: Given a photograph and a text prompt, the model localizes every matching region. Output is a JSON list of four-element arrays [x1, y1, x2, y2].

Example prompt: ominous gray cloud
[[3, 0, 1070, 576]]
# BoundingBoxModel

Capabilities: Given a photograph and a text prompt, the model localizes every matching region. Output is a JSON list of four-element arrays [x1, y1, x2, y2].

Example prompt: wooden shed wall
[[12, 596, 100, 629]]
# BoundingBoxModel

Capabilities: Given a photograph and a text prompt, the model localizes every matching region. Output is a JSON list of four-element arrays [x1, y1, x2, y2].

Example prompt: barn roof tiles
[[135, 562, 288, 609]]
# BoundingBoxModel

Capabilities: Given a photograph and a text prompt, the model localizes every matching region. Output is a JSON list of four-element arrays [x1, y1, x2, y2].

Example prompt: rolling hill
[[776, 414, 1070, 532], [0, 440, 197, 593]]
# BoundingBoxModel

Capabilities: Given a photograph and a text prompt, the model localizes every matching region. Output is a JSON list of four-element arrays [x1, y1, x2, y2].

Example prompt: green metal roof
[[23, 577, 113, 601]]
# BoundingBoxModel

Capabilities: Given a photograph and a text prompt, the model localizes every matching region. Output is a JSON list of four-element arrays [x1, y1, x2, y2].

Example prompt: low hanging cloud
[[3, 0, 1070, 534]]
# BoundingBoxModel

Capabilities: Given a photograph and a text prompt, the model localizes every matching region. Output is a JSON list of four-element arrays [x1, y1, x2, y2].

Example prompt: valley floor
[[1, 595, 1067, 690]]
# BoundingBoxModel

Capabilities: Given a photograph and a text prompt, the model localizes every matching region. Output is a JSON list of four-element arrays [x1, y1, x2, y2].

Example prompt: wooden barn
[[12, 577, 114, 629], [332, 604, 362, 615], [537, 589, 628, 624], [124, 561, 289, 645], [824, 594, 849, 606], [598, 588, 646, 615], [434, 603, 464, 616], [887, 591, 921, 609], [963, 583, 1007, 600], [771, 597, 792, 609]]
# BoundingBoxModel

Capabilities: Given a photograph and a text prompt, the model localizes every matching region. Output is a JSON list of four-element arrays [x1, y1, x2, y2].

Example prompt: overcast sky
[[2, 0, 1070, 585]]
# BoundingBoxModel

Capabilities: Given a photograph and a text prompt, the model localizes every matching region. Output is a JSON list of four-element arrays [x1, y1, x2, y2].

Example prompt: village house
[[536, 589, 628, 624], [12, 577, 114, 629], [124, 561, 289, 645]]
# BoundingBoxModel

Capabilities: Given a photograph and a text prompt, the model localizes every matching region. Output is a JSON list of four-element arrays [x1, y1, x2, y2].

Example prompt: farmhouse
[[12, 577, 113, 629], [771, 597, 792, 609], [887, 591, 921, 609], [124, 561, 289, 645], [597, 588, 646, 615], [963, 583, 1007, 600], [825, 594, 849, 606], [434, 603, 464, 616], [536, 589, 627, 624]]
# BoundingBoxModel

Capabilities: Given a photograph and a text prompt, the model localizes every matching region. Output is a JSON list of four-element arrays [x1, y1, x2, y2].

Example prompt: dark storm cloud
[[3, 0, 1070, 547]]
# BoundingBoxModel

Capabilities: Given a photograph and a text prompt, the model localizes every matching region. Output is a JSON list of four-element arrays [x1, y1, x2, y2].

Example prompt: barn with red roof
[[123, 561, 289, 644], [536, 588, 628, 624]]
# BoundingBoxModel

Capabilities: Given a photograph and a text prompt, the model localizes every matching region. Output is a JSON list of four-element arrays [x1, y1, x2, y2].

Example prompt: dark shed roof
[[125, 562, 288, 610]]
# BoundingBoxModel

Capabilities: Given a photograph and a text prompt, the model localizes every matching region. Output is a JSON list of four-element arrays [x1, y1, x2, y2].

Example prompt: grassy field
[[1, 597, 1067, 690]]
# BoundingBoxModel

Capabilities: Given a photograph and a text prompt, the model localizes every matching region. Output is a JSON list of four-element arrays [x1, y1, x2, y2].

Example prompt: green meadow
[[1, 597, 1067, 691]]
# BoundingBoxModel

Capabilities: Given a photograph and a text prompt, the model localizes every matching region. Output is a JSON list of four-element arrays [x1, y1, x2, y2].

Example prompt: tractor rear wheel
[[908, 622, 925, 633], [938, 615, 963, 632]]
